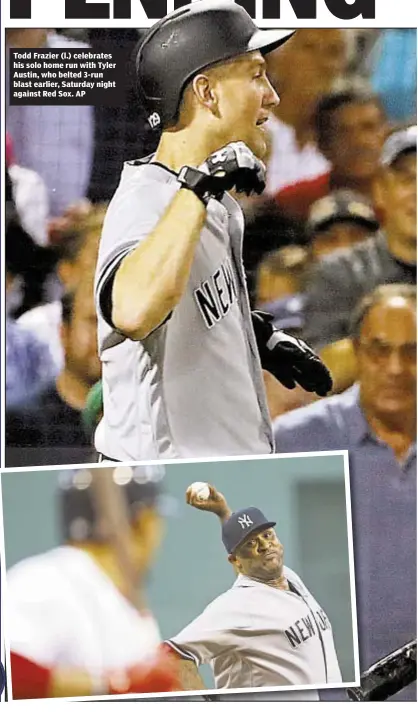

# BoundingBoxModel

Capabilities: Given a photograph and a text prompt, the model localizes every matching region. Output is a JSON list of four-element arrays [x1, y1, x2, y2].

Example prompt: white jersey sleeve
[[165, 592, 248, 666], [7, 556, 72, 667]]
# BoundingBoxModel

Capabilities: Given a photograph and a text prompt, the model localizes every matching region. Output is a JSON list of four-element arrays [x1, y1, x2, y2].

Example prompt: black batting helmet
[[58, 465, 165, 543], [135, 0, 294, 129]]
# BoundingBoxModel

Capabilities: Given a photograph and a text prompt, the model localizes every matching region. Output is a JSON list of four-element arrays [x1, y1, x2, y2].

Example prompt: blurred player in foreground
[[94, 1, 332, 462], [163, 484, 342, 699], [8, 466, 181, 699]]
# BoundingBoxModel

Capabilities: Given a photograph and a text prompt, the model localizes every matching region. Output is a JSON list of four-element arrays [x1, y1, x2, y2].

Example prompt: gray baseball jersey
[[94, 158, 273, 461], [165, 567, 342, 695]]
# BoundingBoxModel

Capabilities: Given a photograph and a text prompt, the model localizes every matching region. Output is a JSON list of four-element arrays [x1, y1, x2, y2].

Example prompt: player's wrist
[[177, 166, 212, 206], [218, 506, 232, 523]]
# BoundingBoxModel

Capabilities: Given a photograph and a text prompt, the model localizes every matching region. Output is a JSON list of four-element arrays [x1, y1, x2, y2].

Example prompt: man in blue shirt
[[274, 283, 416, 701]]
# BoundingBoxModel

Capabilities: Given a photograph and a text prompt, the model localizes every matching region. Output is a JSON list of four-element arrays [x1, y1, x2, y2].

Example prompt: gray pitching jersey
[[166, 568, 342, 695], [94, 158, 273, 461]]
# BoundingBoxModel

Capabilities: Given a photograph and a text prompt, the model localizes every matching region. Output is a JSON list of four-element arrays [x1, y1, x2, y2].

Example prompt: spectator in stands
[[242, 200, 307, 307], [275, 90, 388, 222], [6, 29, 93, 218], [274, 284, 416, 702], [6, 314, 57, 411], [6, 132, 49, 247], [6, 279, 101, 467], [6, 173, 57, 408], [255, 246, 314, 420], [18, 206, 104, 372], [255, 245, 311, 332], [265, 30, 347, 195], [307, 189, 380, 260], [303, 125, 416, 392]]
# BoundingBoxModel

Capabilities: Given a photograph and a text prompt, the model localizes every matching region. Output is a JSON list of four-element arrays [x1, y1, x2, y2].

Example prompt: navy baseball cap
[[222, 507, 276, 555], [381, 125, 417, 167]]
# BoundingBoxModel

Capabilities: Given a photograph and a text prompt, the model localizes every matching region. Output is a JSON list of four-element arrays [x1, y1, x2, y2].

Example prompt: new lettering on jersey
[[285, 608, 331, 649], [194, 260, 238, 329]]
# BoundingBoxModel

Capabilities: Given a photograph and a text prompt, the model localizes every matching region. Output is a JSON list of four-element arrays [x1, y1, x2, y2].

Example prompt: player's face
[[214, 52, 279, 159], [356, 298, 417, 419], [232, 527, 284, 581]]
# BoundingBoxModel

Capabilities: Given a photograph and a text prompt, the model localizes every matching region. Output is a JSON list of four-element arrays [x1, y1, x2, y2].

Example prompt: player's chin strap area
[[346, 639, 417, 701]]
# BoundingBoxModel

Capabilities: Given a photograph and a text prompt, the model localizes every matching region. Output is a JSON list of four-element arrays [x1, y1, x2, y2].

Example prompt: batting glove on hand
[[252, 310, 333, 397], [178, 142, 266, 204]]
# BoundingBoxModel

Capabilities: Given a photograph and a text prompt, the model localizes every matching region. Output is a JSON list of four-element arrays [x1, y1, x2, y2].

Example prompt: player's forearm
[[217, 506, 232, 522], [176, 659, 206, 691], [112, 189, 207, 340]]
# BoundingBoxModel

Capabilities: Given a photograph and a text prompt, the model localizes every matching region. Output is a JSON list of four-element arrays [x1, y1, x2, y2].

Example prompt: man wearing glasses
[[274, 283, 417, 701]]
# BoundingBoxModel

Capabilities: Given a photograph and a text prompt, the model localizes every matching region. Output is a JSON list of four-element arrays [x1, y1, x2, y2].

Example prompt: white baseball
[[189, 481, 211, 501]]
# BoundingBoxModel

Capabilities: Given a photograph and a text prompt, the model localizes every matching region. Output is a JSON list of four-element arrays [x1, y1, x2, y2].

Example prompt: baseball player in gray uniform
[[94, 1, 332, 462], [163, 485, 342, 699]]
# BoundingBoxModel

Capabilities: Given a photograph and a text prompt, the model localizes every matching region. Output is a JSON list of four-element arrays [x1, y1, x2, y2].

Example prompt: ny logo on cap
[[238, 514, 253, 529]]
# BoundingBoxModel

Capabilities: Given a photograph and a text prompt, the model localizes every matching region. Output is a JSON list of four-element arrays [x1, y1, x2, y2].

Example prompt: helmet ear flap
[[133, 43, 162, 131]]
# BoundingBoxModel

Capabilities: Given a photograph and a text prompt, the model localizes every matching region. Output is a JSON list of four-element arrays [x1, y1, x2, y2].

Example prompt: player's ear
[[228, 554, 242, 572], [191, 73, 219, 116]]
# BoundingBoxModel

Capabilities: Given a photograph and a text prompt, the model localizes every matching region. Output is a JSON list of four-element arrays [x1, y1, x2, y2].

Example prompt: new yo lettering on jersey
[[194, 259, 239, 329], [285, 608, 332, 649]]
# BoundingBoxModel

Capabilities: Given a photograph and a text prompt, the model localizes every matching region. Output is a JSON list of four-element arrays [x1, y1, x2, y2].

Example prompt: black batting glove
[[252, 310, 333, 397], [178, 142, 266, 205]]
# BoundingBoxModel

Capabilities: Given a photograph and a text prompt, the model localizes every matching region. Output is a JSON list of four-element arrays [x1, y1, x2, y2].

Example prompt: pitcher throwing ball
[[94, 0, 332, 462], [162, 484, 342, 699]]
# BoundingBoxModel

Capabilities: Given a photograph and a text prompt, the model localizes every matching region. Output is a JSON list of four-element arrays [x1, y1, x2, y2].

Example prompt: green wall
[[2, 453, 356, 687]]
